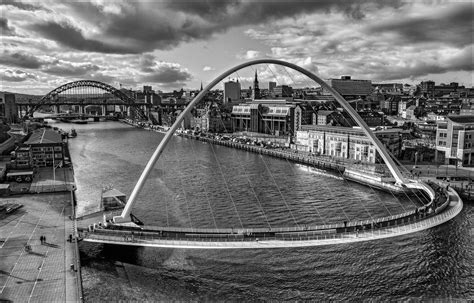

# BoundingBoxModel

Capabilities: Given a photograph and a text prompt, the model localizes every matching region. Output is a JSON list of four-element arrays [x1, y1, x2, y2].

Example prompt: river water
[[57, 121, 472, 301]]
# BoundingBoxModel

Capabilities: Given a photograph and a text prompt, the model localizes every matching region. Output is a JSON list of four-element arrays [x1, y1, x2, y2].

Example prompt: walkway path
[[0, 192, 82, 302], [83, 188, 463, 249]]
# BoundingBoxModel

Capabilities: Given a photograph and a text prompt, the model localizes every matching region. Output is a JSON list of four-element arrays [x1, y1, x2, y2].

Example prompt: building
[[23, 128, 65, 167], [373, 83, 403, 94], [436, 115, 474, 166], [380, 96, 400, 115], [358, 111, 384, 127], [224, 80, 241, 104], [405, 105, 418, 120], [316, 110, 336, 125], [0, 93, 18, 124], [295, 125, 403, 163], [273, 85, 293, 98], [231, 100, 303, 136], [268, 81, 277, 93], [325, 76, 373, 99], [295, 125, 378, 163], [420, 81, 435, 97], [11, 146, 32, 169], [197, 108, 232, 133]]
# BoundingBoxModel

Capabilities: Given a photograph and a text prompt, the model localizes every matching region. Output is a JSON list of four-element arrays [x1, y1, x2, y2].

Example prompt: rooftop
[[447, 115, 474, 124], [24, 128, 62, 145]]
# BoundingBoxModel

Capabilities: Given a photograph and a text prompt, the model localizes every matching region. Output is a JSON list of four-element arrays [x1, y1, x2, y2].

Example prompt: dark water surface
[[60, 121, 472, 301]]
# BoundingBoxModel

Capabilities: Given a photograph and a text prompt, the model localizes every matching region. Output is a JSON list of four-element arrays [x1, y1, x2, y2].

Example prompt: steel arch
[[115, 58, 433, 223], [27, 80, 147, 120]]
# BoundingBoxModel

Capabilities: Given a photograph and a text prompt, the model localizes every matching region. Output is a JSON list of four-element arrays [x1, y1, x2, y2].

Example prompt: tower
[[252, 70, 260, 100]]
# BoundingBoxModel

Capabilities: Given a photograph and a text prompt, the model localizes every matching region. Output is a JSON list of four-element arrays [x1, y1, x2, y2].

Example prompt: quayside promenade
[[0, 192, 82, 302], [80, 184, 463, 249]]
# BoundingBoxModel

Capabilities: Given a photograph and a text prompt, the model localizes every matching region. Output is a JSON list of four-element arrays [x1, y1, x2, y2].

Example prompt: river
[[57, 121, 473, 301]]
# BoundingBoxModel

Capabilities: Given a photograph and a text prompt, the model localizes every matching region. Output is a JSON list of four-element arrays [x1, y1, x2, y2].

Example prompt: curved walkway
[[82, 188, 463, 249]]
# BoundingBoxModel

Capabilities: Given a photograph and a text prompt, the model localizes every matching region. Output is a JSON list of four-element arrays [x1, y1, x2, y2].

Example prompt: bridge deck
[[80, 188, 462, 249]]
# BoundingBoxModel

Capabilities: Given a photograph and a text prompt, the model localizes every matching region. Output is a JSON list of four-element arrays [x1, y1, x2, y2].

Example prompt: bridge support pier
[[55, 104, 60, 114], [101, 105, 107, 116]]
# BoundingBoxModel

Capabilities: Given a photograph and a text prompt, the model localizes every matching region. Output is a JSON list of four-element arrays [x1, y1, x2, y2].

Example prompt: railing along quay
[[178, 133, 346, 173]]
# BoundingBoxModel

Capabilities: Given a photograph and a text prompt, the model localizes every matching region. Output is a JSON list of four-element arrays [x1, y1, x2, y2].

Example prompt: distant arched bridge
[[23, 80, 148, 120]]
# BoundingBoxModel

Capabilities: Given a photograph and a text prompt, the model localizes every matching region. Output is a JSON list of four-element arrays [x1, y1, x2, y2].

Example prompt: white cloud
[[237, 50, 261, 60], [203, 66, 214, 71]]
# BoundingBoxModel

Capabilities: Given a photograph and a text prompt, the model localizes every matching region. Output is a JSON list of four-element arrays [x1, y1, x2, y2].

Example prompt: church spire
[[253, 70, 260, 99], [200, 81, 203, 91]]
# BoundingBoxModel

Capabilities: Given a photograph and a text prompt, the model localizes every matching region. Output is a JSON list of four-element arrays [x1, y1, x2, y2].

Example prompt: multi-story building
[[224, 80, 241, 104], [358, 111, 384, 127], [273, 85, 293, 98], [11, 146, 32, 169], [420, 81, 435, 97], [231, 100, 303, 136], [0, 93, 18, 124], [23, 129, 65, 167], [295, 125, 403, 163], [436, 115, 474, 166], [295, 125, 377, 163], [268, 81, 277, 93], [325, 76, 373, 99], [380, 95, 400, 115]]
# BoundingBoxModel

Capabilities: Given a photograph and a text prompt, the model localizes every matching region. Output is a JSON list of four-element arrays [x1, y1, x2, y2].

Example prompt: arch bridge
[[24, 80, 148, 120], [79, 59, 462, 248]]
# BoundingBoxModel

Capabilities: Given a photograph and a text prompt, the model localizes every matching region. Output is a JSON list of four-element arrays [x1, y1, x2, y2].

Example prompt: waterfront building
[[23, 128, 65, 167], [231, 99, 303, 136], [11, 146, 32, 169], [325, 76, 373, 99], [295, 125, 403, 163], [435, 115, 474, 166], [224, 80, 241, 104], [295, 125, 377, 163]]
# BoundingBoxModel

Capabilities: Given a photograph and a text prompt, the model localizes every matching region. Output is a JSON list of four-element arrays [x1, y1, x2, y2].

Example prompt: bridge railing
[[83, 191, 460, 246]]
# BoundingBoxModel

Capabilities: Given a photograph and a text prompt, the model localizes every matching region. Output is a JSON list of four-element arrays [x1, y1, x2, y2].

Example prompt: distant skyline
[[1, 0, 472, 95]]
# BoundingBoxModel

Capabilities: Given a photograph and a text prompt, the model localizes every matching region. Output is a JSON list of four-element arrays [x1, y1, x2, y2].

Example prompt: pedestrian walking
[[40, 235, 43, 244]]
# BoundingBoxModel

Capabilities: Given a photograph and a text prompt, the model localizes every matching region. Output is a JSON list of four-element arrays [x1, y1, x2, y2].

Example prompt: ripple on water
[[56, 121, 474, 301]]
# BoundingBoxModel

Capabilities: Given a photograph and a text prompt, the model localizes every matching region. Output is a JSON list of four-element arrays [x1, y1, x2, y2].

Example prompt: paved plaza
[[0, 192, 81, 302]]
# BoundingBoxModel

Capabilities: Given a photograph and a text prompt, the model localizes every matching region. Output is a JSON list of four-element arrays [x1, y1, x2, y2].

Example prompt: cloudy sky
[[1, 0, 472, 95]]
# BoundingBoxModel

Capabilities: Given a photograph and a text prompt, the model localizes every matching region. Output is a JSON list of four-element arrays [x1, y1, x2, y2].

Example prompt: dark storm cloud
[[0, 51, 44, 69], [28, 0, 404, 54], [2, 0, 45, 12], [141, 65, 192, 84], [366, 3, 473, 47], [0, 18, 16, 36], [3, 69, 37, 82], [42, 61, 100, 77], [165, 0, 403, 22], [138, 54, 192, 84], [29, 21, 140, 54]]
